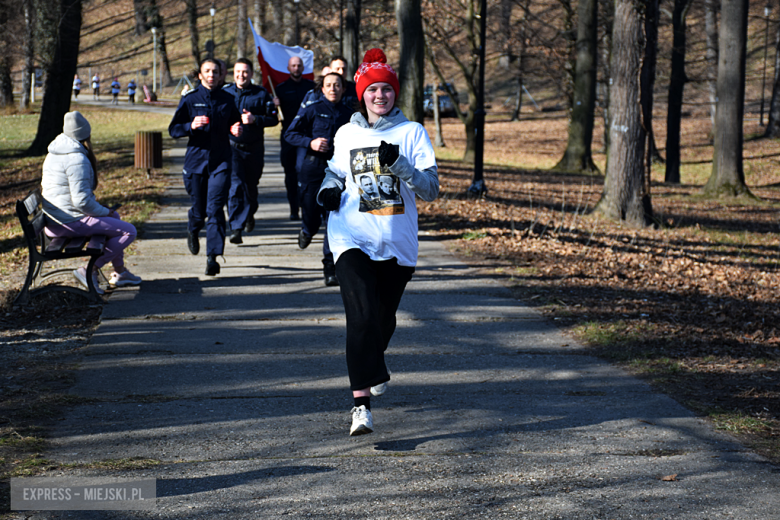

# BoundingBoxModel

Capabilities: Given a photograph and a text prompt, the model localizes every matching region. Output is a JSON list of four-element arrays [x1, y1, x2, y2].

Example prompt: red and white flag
[[249, 19, 314, 92]]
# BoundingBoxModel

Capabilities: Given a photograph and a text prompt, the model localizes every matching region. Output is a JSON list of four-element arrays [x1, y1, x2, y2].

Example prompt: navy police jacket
[[275, 78, 314, 133], [168, 84, 241, 175], [283, 98, 353, 183], [223, 82, 278, 146]]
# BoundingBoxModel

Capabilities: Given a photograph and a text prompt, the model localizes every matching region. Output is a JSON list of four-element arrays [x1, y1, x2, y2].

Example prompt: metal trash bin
[[134, 131, 162, 175]]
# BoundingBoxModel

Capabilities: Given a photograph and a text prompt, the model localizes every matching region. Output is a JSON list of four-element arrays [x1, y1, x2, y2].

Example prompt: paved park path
[[23, 99, 780, 519]]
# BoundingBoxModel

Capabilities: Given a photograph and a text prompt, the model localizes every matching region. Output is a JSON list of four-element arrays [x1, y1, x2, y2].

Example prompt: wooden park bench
[[14, 189, 107, 305]]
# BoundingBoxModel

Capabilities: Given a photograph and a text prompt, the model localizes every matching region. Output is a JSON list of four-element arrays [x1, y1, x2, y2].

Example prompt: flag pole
[[267, 75, 283, 121]]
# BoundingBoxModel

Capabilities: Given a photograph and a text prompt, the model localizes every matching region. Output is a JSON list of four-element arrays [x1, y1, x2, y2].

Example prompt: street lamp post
[[210, 4, 216, 58], [294, 0, 300, 46], [151, 27, 157, 93], [761, 4, 772, 126]]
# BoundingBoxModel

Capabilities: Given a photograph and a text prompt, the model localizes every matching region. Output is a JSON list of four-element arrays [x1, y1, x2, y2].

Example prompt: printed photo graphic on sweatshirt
[[350, 147, 405, 215]]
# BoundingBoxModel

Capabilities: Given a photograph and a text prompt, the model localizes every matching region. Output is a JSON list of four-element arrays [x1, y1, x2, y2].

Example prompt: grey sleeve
[[316, 167, 346, 206], [388, 154, 439, 202]]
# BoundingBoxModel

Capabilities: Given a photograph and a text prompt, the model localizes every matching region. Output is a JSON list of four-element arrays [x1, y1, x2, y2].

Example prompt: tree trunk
[[703, 0, 751, 198], [642, 0, 662, 165], [664, 0, 693, 183], [594, 0, 652, 227], [433, 89, 445, 147], [20, 0, 35, 110], [560, 0, 575, 107], [0, 4, 13, 107], [704, 0, 718, 130], [396, 0, 424, 123], [345, 0, 361, 79], [254, 0, 267, 35], [184, 0, 200, 68], [764, 21, 780, 137], [509, 1, 528, 122], [133, 0, 148, 35], [148, 0, 173, 86], [271, 0, 284, 42], [599, 0, 613, 156], [499, 0, 512, 70], [236, 0, 247, 59], [554, 0, 598, 173], [28, 0, 82, 156]]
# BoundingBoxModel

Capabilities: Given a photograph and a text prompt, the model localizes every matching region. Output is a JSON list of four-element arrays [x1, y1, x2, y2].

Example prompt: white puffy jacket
[[41, 134, 109, 225]]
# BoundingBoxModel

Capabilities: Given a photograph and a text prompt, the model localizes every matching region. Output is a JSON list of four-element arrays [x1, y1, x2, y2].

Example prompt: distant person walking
[[73, 74, 82, 100], [111, 78, 121, 105], [317, 49, 439, 436], [284, 72, 353, 286], [168, 58, 243, 276], [91, 74, 100, 100], [128, 79, 137, 104], [223, 58, 278, 244], [272, 56, 314, 221], [41, 111, 142, 293]]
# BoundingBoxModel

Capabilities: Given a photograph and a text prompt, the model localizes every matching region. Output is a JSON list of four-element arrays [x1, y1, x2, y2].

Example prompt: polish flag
[[249, 19, 314, 92]]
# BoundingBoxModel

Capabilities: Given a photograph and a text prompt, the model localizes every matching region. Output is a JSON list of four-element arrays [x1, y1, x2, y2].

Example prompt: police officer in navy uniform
[[169, 58, 243, 276], [328, 56, 358, 108], [223, 58, 278, 244], [284, 72, 353, 286], [273, 56, 314, 221]]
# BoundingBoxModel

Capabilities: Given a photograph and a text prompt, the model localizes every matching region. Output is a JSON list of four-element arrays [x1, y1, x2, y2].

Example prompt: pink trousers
[[46, 215, 137, 270]]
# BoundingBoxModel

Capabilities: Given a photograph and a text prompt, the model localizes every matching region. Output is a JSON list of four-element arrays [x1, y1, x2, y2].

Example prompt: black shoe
[[205, 255, 220, 276], [323, 258, 339, 286], [245, 214, 255, 233], [298, 230, 311, 249], [290, 213, 301, 221], [187, 231, 200, 255], [229, 229, 243, 244]]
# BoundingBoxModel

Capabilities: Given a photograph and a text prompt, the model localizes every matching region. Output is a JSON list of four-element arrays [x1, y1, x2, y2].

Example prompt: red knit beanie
[[354, 48, 400, 102]]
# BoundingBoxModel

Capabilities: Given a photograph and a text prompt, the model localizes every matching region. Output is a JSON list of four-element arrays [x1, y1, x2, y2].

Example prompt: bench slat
[[63, 236, 89, 254], [45, 237, 69, 253]]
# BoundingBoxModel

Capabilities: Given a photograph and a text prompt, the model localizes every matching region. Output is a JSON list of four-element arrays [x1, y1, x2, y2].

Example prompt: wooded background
[[0, 0, 778, 228]]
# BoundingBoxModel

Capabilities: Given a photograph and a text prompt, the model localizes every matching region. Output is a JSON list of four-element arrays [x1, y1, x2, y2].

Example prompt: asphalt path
[[18, 100, 780, 519]]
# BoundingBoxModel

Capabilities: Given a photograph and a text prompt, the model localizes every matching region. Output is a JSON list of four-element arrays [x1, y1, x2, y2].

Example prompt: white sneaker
[[109, 269, 142, 286], [350, 405, 373, 436], [370, 382, 387, 397], [73, 267, 104, 295], [371, 369, 391, 397]]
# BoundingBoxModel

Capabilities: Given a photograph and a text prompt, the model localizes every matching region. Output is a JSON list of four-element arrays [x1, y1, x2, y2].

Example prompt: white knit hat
[[63, 111, 91, 141]]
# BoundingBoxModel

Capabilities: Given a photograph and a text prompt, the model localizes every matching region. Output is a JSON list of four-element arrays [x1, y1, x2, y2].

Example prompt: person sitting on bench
[[41, 111, 142, 294]]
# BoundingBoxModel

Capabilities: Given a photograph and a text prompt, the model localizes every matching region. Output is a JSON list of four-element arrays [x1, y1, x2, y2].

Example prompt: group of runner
[[72, 73, 137, 104]]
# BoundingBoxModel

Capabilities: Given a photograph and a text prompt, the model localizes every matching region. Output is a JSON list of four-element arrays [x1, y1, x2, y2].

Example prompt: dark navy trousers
[[184, 170, 229, 256], [299, 180, 331, 258], [280, 140, 299, 217], [228, 142, 264, 231]]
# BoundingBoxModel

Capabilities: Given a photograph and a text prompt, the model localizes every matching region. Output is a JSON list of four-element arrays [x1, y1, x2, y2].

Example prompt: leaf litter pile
[[420, 115, 780, 461]]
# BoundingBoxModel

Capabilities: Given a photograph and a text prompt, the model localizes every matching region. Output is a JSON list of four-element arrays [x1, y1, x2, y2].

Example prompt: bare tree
[[0, 0, 14, 107], [704, 0, 718, 129], [664, 0, 694, 183], [594, 0, 652, 227], [424, 0, 483, 163], [21, 0, 35, 109], [345, 0, 362, 78], [148, 0, 173, 86], [554, 0, 598, 173], [765, 17, 780, 137], [598, 0, 613, 154], [254, 0, 267, 35], [28, 0, 82, 156], [237, 0, 247, 59], [396, 0, 424, 122], [133, 0, 148, 35], [703, 0, 751, 198], [184, 0, 200, 68]]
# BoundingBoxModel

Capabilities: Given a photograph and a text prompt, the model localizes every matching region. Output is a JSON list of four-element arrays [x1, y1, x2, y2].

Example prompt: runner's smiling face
[[199, 62, 220, 90], [363, 82, 395, 122], [234, 63, 253, 89]]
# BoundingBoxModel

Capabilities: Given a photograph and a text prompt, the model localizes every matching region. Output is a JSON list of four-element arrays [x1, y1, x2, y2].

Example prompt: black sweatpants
[[335, 248, 415, 391]]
